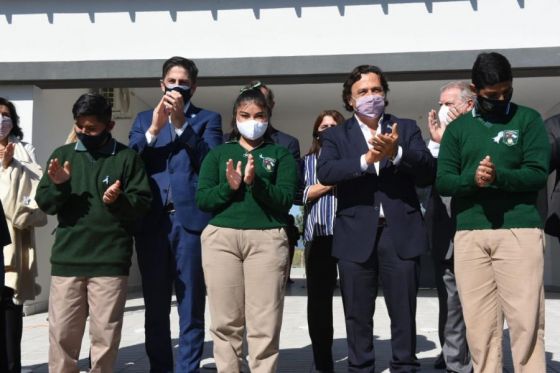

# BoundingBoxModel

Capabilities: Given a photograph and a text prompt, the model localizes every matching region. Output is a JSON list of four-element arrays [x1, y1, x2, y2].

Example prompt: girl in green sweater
[[196, 89, 297, 373]]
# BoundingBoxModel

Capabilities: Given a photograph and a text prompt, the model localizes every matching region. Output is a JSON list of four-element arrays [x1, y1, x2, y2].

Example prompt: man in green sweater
[[36, 93, 152, 372], [436, 52, 549, 373]]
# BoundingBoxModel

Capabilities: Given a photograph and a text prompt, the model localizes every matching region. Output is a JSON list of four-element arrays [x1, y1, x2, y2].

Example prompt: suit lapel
[[380, 115, 392, 169], [347, 117, 370, 156], [160, 104, 200, 146], [185, 104, 200, 126]]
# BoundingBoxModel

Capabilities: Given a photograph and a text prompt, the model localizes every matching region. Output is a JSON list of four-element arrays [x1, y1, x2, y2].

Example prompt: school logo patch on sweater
[[492, 130, 519, 146], [259, 154, 276, 172]]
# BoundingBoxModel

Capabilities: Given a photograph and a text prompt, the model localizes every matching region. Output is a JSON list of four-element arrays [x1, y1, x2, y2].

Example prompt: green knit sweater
[[36, 139, 152, 276], [196, 140, 297, 229], [436, 104, 549, 231]]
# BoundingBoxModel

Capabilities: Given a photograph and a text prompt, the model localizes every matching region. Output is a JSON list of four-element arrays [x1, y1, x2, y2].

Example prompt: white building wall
[[1, 0, 559, 63], [2, 0, 560, 313]]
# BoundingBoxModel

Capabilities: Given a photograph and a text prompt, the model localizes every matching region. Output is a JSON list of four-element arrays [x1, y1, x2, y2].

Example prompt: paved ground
[[21, 268, 560, 372]]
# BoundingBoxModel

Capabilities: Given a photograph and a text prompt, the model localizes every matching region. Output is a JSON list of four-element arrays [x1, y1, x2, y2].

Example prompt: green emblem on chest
[[492, 130, 519, 146], [259, 154, 277, 172]]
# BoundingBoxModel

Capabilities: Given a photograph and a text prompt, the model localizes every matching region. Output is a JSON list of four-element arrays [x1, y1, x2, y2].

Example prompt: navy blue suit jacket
[[129, 104, 222, 233], [317, 114, 435, 262], [269, 127, 300, 159]]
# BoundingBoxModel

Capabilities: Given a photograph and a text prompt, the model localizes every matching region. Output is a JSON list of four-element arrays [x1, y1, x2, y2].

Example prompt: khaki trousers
[[454, 228, 545, 373], [48, 276, 128, 373], [201, 225, 290, 373]]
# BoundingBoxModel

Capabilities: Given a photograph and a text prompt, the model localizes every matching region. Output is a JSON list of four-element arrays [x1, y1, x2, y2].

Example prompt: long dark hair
[[306, 110, 345, 156], [228, 88, 273, 141], [0, 97, 23, 140]]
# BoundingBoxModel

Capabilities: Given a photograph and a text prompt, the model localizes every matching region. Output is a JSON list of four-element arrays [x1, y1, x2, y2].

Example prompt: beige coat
[[1, 137, 47, 304]]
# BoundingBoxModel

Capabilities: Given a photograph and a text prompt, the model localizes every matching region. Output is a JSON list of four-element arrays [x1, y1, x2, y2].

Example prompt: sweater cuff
[[219, 181, 237, 200], [461, 167, 478, 189], [54, 179, 72, 194]]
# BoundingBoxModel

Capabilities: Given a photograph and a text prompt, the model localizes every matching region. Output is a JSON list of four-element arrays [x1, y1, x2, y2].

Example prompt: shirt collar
[[183, 102, 191, 115], [74, 136, 117, 155], [354, 114, 384, 132], [226, 137, 274, 147], [472, 103, 511, 118]]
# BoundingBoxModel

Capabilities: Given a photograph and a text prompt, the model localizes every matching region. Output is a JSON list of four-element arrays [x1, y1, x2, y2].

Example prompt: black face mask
[[76, 130, 111, 150], [476, 89, 513, 118], [165, 85, 191, 105]]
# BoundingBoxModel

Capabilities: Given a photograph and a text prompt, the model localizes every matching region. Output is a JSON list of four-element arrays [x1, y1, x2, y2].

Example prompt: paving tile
[[21, 269, 560, 372]]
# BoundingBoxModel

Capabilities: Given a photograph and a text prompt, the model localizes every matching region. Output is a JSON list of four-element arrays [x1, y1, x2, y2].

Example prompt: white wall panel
[[1, 0, 559, 62]]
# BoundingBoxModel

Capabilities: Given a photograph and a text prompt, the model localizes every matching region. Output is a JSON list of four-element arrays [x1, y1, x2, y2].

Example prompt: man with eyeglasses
[[129, 56, 223, 373], [317, 65, 435, 372]]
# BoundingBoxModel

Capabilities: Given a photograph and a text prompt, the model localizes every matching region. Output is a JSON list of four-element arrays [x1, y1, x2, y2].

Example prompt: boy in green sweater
[[436, 53, 549, 373], [35, 94, 152, 372]]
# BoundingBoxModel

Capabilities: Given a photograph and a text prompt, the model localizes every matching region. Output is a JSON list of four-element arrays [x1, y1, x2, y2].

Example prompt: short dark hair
[[471, 52, 512, 89], [162, 56, 199, 85], [228, 88, 272, 141], [307, 110, 345, 156], [342, 65, 390, 112], [72, 93, 112, 124], [0, 97, 23, 140]]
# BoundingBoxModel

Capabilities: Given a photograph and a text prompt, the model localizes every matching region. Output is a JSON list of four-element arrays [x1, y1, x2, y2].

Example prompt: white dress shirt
[[427, 140, 440, 158], [355, 114, 403, 218]]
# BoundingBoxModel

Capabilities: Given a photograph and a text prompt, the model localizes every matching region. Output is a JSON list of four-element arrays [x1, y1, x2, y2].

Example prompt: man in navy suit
[[317, 65, 435, 372], [129, 56, 222, 373]]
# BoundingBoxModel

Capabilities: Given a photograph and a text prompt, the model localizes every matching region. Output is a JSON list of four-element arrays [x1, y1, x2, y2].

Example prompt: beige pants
[[48, 276, 128, 373], [201, 225, 290, 373], [454, 228, 545, 373]]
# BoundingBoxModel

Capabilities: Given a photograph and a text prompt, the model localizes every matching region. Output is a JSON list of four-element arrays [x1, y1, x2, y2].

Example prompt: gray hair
[[440, 81, 474, 103]]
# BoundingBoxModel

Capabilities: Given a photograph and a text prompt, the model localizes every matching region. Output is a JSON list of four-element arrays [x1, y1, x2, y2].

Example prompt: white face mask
[[236, 119, 268, 141], [0, 116, 13, 140], [438, 105, 451, 126]]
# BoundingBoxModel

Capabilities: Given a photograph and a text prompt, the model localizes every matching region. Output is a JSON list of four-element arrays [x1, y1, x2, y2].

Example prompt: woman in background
[[0, 97, 46, 372], [303, 110, 344, 373]]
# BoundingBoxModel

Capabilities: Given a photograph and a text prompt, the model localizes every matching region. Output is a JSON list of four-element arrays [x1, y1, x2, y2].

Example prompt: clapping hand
[[103, 180, 122, 205], [370, 123, 399, 160], [148, 97, 169, 137], [47, 158, 71, 184], [243, 154, 255, 185], [428, 110, 446, 143], [475, 155, 495, 187], [226, 159, 243, 190], [0, 142, 14, 169], [163, 90, 186, 128]]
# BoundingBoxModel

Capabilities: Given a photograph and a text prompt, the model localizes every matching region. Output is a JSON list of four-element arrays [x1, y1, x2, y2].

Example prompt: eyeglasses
[[240, 81, 263, 93]]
